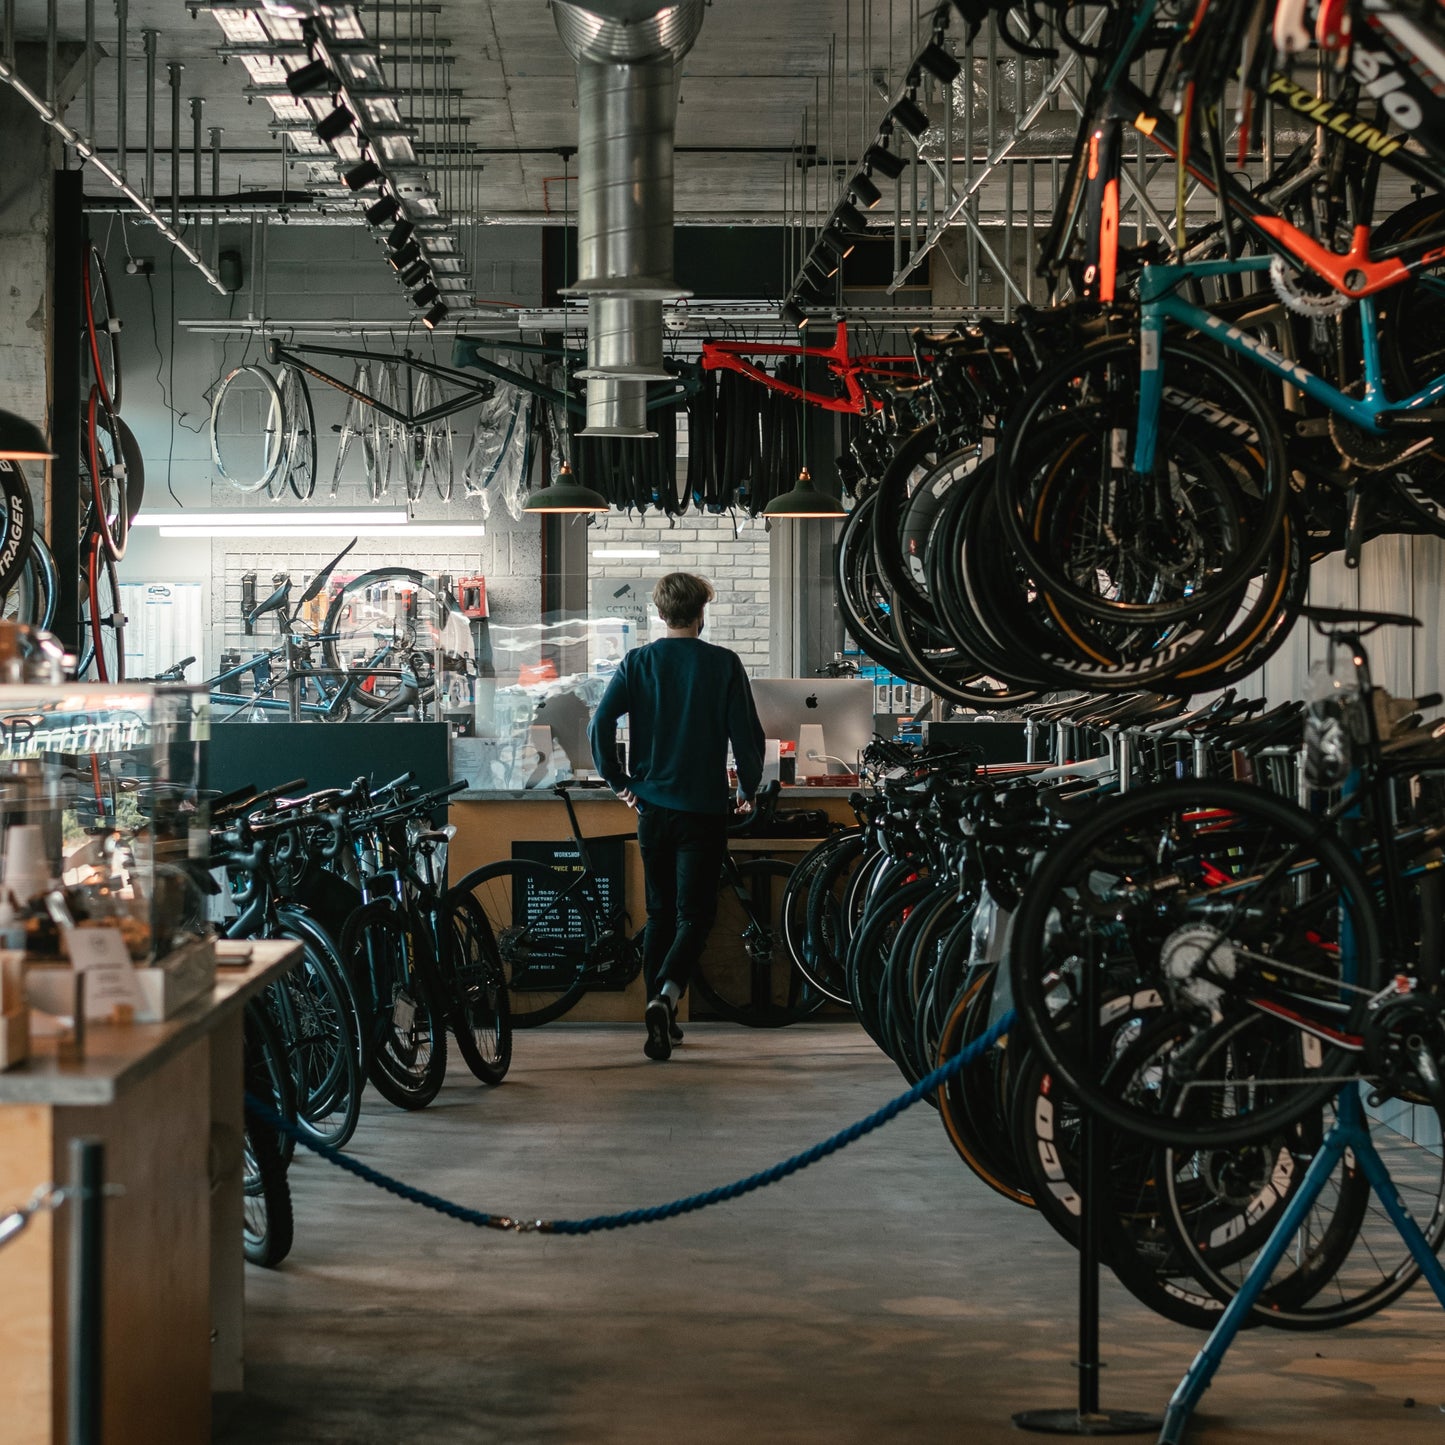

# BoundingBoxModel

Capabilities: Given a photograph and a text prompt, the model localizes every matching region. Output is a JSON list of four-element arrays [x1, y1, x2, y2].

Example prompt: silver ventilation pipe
[[583, 376, 657, 438], [553, 0, 703, 434]]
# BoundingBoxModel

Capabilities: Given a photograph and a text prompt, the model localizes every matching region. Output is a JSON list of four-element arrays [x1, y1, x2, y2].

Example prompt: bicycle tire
[[1008, 1036, 1246, 1332], [321, 567, 463, 713], [210, 364, 286, 494], [1009, 780, 1384, 1149], [448, 861, 598, 1028], [82, 534, 125, 681], [87, 385, 128, 562], [245, 997, 298, 1169], [691, 857, 825, 1027], [443, 892, 513, 1085], [242, 1103, 294, 1268], [1161, 1088, 1445, 1329], [343, 900, 448, 1109], [2, 532, 56, 630], [996, 333, 1288, 622], [331, 363, 370, 498], [82, 242, 122, 414], [279, 366, 318, 502], [0, 458, 37, 601], [794, 830, 866, 1005], [366, 364, 398, 499], [845, 875, 936, 1049]]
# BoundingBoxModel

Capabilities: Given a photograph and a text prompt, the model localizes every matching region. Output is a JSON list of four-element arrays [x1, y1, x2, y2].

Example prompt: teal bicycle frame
[[1134, 256, 1445, 471]]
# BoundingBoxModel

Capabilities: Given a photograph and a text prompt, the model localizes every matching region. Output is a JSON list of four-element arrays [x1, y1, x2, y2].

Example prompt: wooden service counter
[[0, 939, 300, 1445], [450, 787, 859, 1023]]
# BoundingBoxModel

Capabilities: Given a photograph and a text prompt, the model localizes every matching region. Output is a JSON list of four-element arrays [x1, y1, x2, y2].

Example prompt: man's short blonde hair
[[652, 572, 714, 628]]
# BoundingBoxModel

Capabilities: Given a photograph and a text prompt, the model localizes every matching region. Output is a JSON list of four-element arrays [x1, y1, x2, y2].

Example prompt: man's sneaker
[[644, 995, 675, 1061]]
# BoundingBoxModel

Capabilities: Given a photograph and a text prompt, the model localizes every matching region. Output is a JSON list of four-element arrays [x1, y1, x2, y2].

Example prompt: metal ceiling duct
[[552, 0, 703, 295], [553, 0, 701, 434], [578, 297, 670, 381], [580, 376, 658, 438]]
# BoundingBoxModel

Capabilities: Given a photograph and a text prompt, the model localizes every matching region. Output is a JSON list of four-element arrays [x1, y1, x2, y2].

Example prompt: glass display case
[[0, 683, 211, 975]]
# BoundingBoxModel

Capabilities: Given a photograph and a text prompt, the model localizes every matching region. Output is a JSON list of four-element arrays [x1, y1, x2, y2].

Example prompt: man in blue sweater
[[588, 572, 765, 1060]]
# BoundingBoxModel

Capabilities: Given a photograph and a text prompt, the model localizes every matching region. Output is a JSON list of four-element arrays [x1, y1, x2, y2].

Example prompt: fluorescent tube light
[[158, 523, 485, 539], [591, 548, 661, 559], [136, 509, 409, 528]]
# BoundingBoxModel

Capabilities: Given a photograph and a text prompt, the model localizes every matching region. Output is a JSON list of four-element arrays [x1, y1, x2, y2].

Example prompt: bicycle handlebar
[[210, 776, 309, 822]]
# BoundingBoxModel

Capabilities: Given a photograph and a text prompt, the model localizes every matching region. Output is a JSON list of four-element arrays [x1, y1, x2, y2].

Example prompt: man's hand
[[616, 787, 639, 810], [734, 790, 753, 815]]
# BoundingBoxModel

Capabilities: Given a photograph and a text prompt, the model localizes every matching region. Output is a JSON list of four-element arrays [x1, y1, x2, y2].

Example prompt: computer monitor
[[749, 678, 876, 773]]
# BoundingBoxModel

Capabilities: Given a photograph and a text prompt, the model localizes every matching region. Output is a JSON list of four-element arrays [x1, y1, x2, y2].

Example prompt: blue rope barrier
[[245, 1007, 1016, 1236]]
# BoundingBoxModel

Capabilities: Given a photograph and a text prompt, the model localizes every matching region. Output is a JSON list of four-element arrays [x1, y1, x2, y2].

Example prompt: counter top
[[0, 939, 300, 1107]]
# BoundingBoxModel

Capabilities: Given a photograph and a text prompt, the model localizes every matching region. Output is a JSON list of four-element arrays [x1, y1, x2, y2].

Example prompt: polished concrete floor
[[216, 1023, 1445, 1444]]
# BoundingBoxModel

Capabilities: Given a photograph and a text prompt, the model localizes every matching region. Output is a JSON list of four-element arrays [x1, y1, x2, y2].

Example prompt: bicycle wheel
[[431, 400, 455, 503], [833, 493, 910, 676], [211, 364, 286, 493], [1009, 780, 1384, 1149], [404, 373, 434, 502], [797, 832, 861, 1011], [997, 334, 1289, 621], [321, 567, 466, 713], [443, 892, 513, 1085], [1162, 1086, 1445, 1329], [0, 458, 37, 600], [692, 857, 825, 1027], [2, 533, 56, 630], [242, 1104, 294, 1268], [936, 963, 1035, 1206], [365, 363, 397, 499], [83, 242, 122, 414], [447, 861, 600, 1028], [278, 366, 317, 502], [343, 900, 448, 1109], [1009, 1034, 1247, 1332], [245, 997, 298, 1169], [261, 944, 361, 1151], [330, 363, 370, 498], [82, 533, 125, 681], [242, 1009, 294, 1268], [845, 874, 936, 1048], [87, 385, 129, 562]]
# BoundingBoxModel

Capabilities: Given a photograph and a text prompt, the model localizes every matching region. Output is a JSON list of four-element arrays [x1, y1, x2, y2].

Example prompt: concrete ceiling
[[4, 0, 930, 222]]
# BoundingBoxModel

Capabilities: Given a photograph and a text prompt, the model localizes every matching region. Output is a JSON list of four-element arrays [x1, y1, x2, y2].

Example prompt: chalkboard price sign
[[510, 834, 629, 991]]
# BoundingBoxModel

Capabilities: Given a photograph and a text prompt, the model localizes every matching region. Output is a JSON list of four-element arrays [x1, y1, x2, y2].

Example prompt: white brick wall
[[586, 510, 770, 676]]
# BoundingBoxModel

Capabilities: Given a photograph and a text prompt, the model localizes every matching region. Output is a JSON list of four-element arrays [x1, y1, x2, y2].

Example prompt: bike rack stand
[[1156, 1082, 1445, 1444]]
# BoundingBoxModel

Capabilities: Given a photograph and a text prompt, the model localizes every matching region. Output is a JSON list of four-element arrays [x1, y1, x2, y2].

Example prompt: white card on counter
[[64, 927, 144, 1018]]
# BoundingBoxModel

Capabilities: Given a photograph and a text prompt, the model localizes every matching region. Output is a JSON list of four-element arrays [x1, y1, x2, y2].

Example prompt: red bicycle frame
[[700, 321, 920, 414]]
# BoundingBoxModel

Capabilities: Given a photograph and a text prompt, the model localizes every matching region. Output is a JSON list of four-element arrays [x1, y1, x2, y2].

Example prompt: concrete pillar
[[0, 45, 61, 478]]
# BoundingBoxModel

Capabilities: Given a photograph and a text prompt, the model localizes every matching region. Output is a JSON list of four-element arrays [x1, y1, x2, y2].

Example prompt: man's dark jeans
[[636, 803, 728, 996]]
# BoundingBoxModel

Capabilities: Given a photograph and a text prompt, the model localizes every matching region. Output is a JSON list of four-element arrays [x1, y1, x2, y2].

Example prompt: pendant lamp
[[523, 462, 609, 515], [762, 467, 847, 519], [0, 407, 55, 461]]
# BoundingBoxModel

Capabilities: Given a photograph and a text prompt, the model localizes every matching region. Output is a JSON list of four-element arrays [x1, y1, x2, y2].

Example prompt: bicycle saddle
[[1300, 605, 1421, 630], [246, 576, 292, 626]]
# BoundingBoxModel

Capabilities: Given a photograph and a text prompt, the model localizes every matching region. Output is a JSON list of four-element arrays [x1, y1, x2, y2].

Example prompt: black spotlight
[[891, 93, 929, 138], [818, 225, 855, 261], [917, 39, 962, 83], [422, 302, 449, 330], [850, 171, 882, 208], [803, 247, 839, 280], [345, 158, 382, 191], [386, 218, 413, 250], [795, 268, 829, 303], [834, 200, 869, 234], [286, 58, 332, 97], [365, 193, 399, 226], [780, 300, 809, 331], [401, 260, 430, 288], [866, 142, 906, 180], [388, 239, 421, 271], [315, 103, 355, 143], [412, 282, 440, 308]]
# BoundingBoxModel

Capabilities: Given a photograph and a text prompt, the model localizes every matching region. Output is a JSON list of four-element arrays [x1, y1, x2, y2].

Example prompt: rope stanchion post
[[1013, 967, 1160, 1437]]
